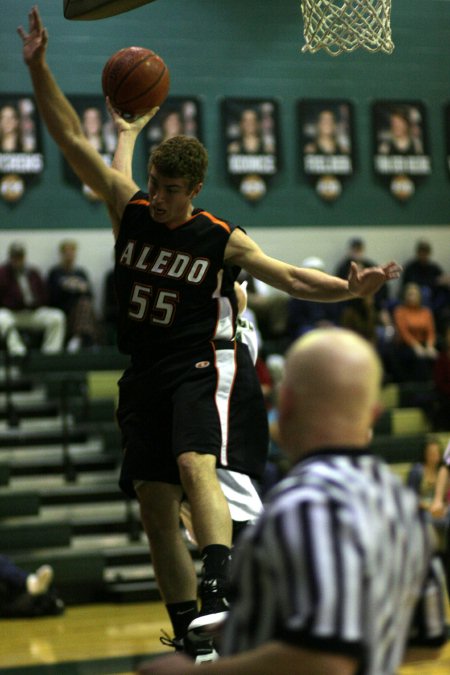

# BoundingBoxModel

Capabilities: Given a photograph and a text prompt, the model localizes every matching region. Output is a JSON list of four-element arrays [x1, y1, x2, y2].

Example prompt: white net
[[300, 0, 394, 56]]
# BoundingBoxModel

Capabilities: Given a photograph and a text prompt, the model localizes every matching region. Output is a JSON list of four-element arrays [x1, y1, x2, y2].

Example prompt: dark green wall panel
[[0, 0, 449, 230]]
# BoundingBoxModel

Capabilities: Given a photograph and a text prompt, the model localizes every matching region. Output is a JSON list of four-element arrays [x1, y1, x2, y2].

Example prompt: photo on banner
[[222, 98, 280, 203], [298, 100, 354, 202], [0, 95, 43, 203], [144, 97, 202, 157], [64, 96, 117, 201], [373, 101, 431, 201]]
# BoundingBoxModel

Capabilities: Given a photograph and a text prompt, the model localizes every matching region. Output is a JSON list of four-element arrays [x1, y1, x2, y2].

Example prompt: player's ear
[[190, 182, 203, 199], [371, 401, 384, 424]]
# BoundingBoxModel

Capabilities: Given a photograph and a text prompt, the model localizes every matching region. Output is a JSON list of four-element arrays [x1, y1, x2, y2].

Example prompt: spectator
[[287, 256, 338, 341], [407, 436, 449, 541], [0, 556, 64, 618], [402, 240, 450, 333], [238, 271, 290, 349], [340, 294, 378, 343], [334, 239, 390, 323], [140, 328, 448, 674], [339, 291, 395, 378], [430, 438, 450, 587], [392, 282, 438, 382], [334, 238, 376, 280], [48, 239, 100, 352], [0, 242, 65, 356]]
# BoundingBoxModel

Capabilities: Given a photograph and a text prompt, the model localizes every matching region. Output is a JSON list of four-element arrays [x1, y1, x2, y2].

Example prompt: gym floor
[[1, 600, 450, 675]]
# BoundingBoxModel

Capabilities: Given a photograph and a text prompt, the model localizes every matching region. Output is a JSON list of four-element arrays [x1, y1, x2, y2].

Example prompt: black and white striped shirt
[[221, 449, 447, 674]]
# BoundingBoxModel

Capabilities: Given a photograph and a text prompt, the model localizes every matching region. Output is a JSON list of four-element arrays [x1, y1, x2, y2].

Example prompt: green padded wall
[[1, 0, 449, 229]]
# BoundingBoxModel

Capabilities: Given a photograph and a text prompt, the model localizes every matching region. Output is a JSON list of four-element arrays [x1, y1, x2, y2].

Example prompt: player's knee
[[177, 452, 216, 490]]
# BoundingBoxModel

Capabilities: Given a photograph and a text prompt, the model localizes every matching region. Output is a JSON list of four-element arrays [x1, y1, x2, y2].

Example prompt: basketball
[[102, 46, 170, 117], [64, 1, 157, 21]]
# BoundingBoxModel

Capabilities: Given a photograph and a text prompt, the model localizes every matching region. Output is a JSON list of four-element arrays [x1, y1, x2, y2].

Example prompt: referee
[[141, 328, 448, 674]]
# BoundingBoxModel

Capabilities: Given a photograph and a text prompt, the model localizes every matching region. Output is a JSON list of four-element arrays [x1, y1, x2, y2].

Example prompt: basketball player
[[138, 329, 448, 674], [109, 104, 264, 549], [18, 6, 401, 658]]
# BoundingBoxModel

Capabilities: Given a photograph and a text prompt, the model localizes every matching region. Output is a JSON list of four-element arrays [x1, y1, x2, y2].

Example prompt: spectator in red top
[[0, 242, 66, 356]]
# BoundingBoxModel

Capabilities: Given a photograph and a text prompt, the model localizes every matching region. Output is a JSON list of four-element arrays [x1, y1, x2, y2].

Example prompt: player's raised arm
[[106, 99, 157, 236], [107, 98, 158, 178], [17, 6, 136, 223], [225, 228, 401, 303]]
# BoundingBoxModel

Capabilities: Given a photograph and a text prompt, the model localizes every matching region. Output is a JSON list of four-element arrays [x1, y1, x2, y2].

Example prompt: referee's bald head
[[278, 328, 383, 460]]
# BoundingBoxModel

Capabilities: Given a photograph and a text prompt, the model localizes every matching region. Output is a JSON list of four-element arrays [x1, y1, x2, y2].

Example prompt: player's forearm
[[27, 61, 83, 148], [290, 267, 353, 302], [112, 130, 138, 178]]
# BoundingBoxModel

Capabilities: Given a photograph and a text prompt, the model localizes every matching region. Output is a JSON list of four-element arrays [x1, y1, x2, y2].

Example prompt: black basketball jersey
[[114, 191, 242, 358]]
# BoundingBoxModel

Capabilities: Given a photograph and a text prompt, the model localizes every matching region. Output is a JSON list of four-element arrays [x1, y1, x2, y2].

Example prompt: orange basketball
[[102, 46, 170, 117]]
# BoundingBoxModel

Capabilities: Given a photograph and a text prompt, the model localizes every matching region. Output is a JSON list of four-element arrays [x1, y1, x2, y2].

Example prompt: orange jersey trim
[[191, 210, 231, 234], [129, 198, 150, 206]]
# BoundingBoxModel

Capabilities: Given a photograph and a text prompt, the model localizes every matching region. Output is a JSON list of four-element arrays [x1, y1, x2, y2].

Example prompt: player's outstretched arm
[[17, 6, 135, 219], [225, 229, 401, 303]]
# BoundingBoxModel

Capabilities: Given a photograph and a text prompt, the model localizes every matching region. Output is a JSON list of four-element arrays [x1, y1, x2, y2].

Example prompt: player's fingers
[[17, 26, 27, 40], [348, 261, 359, 279], [382, 261, 402, 277], [137, 107, 159, 123], [32, 5, 44, 32]]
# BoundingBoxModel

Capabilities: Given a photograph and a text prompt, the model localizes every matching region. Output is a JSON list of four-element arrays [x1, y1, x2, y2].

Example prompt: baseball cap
[[302, 256, 325, 270]]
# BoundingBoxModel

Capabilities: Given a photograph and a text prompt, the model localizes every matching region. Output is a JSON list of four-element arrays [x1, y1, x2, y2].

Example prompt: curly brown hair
[[148, 135, 208, 190]]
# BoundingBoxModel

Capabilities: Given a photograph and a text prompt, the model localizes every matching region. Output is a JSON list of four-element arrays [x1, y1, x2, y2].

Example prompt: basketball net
[[300, 0, 394, 56]]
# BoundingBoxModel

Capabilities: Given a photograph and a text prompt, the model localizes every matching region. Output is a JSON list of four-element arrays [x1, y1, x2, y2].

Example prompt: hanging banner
[[222, 98, 279, 203], [64, 96, 117, 201], [144, 97, 203, 158], [373, 101, 431, 201], [0, 95, 44, 203], [299, 99, 354, 202]]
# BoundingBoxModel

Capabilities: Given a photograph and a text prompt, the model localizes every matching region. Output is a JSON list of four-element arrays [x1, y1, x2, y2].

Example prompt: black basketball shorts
[[117, 340, 269, 497]]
